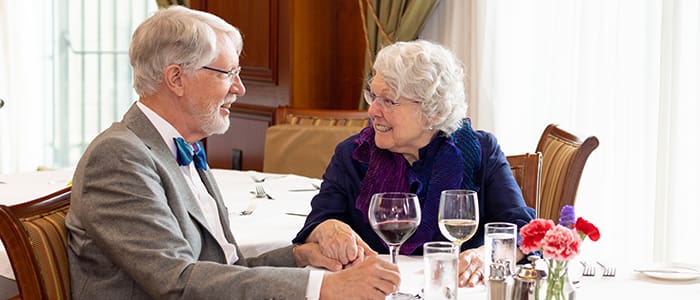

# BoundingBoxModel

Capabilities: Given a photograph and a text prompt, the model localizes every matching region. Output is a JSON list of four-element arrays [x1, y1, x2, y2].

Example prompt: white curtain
[[0, 0, 53, 173], [422, 0, 699, 266]]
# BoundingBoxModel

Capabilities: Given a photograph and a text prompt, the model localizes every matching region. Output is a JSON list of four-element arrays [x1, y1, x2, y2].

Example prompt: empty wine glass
[[438, 190, 480, 250], [369, 192, 421, 300]]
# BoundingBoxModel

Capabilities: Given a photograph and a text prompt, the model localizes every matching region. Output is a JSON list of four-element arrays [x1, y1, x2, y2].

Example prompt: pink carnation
[[541, 225, 581, 261], [519, 218, 555, 253]]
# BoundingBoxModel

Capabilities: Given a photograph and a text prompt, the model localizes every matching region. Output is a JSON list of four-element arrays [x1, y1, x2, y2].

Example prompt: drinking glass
[[424, 241, 459, 300], [484, 222, 517, 278], [369, 192, 421, 300], [438, 190, 480, 250]]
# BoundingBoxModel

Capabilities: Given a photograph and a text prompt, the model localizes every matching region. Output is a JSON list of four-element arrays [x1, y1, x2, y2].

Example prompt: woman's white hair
[[373, 40, 467, 135], [129, 6, 243, 97]]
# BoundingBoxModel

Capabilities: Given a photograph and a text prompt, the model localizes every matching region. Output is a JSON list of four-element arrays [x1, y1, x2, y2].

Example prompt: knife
[[285, 212, 308, 217], [634, 269, 700, 275]]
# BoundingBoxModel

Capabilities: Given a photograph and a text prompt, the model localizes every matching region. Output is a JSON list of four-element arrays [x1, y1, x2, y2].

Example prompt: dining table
[[0, 168, 321, 280], [1, 168, 699, 298]]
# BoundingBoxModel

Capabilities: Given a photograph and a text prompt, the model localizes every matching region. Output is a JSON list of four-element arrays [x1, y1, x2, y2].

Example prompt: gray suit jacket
[[66, 104, 310, 299]]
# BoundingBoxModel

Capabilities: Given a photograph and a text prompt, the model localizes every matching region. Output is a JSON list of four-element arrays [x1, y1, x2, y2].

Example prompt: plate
[[636, 263, 700, 281]]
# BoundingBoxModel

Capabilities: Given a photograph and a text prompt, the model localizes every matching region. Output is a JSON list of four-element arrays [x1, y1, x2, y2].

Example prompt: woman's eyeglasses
[[363, 88, 420, 111]]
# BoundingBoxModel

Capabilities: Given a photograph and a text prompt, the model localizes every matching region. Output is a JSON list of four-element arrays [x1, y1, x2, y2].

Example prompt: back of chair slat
[[264, 106, 368, 178], [0, 187, 71, 300], [536, 124, 599, 221], [507, 152, 542, 216], [271, 106, 369, 127]]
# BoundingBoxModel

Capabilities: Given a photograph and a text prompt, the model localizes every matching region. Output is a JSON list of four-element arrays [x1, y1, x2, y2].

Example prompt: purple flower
[[559, 205, 576, 228]]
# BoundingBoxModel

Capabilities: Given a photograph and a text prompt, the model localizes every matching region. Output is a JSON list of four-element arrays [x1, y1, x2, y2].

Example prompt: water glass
[[423, 242, 459, 300], [484, 222, 517, 278]]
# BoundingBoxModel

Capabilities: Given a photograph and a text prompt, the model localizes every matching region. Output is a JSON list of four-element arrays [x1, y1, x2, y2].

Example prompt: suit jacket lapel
[[121, 104, 214, 236]]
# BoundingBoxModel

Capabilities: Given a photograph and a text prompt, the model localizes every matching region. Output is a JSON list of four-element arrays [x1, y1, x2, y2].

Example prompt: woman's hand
[[293, 242, 344, 271], [458, 245, 485, 287], [306, 219, 378, 266]]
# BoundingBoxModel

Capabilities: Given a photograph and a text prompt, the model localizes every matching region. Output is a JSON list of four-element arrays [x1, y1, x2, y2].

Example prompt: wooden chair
[[536, 124, 599, 221], [0, 187, 71, 300], [271, 106, 369, 127], [506, 152, 542, 216], [264, 106, 369, 178]]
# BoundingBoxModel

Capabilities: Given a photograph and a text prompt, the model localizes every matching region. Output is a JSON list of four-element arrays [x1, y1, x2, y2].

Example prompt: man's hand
[[320, 256, 400, 300], [306, 219, 377, 266], [458, 246, 485, 287]]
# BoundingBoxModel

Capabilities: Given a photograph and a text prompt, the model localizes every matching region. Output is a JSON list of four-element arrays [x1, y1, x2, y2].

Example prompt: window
[[0, 0, 157, 173]]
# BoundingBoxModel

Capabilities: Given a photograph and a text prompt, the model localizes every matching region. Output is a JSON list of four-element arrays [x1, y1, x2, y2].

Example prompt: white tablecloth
[[2, 169, 699, 298], [213, 169, 321, 257], [384, 255, 700, 299], [0, 168, 321, 280]]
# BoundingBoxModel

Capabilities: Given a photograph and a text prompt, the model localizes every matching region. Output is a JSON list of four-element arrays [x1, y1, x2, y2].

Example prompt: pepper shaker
[[511, 264, 539, 300]]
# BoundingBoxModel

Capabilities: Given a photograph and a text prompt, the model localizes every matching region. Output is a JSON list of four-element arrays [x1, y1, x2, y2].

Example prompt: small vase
[[536, 260, 577, 300]]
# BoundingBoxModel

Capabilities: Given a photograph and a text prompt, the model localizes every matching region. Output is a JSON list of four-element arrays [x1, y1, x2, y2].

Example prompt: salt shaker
[[487, 263, 506, 300]]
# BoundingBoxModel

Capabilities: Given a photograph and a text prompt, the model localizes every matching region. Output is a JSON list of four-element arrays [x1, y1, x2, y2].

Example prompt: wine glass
[[369, 192, 421, 300], [438, 189, 479, 250]]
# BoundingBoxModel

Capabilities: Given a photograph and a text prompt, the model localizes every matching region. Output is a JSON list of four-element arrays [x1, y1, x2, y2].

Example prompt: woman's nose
[[367, 101, 382, 118]]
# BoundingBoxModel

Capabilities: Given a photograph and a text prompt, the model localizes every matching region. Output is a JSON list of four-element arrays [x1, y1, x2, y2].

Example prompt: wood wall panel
[[192, 0, 366, 170], [201, 1, 277, 84], [334, 0, 368, 110]]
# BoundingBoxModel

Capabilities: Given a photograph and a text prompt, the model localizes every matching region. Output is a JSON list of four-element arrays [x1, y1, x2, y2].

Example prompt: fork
[[255, 185, 274, 200], [597, 261, 616, 277], [580, 261, 596, 276], [249, 174, 285, 183], [239, 201, 257, 216], [240, 186, 268, 215]]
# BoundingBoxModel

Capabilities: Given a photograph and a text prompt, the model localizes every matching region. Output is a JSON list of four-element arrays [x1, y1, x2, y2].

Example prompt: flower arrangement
[[519, 205, 600, 300]]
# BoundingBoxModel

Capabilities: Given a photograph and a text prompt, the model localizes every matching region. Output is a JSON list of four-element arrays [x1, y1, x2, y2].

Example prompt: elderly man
[[65, 6, 399, 300]]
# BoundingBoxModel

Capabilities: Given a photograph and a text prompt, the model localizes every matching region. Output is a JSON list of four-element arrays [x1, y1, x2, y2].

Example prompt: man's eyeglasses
[[202, 65, 242, 83], [363, 88, 420, 111]]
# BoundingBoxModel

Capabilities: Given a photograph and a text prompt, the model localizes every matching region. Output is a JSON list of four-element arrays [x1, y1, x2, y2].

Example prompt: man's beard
[[191, 97, 232, 136]]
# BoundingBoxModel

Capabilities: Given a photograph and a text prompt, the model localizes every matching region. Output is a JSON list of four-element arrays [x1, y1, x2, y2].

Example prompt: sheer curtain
[[422, 0, 699, 266], [0, 0, 53, 173]]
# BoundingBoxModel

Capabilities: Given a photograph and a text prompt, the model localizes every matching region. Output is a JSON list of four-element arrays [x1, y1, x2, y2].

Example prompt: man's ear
[[163, 64, 185, 96]]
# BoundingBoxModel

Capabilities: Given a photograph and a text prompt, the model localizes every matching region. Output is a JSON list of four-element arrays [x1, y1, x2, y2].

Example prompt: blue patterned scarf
[[352, 119, 482, 254]]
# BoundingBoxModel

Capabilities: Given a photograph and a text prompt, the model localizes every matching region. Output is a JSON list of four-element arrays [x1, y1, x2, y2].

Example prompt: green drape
[[358, 0, 440, 109], [155, 0, 189, 8]]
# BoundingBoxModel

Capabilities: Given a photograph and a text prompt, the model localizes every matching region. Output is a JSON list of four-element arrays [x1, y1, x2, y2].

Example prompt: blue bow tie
[[174, 137, 208, 170]]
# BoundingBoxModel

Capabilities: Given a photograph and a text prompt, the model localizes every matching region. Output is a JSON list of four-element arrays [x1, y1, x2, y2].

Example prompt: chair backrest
[[536, 124, 599, 221], [271, 106, 369, 127], [263, 106, 368, 178], [506, 152, 542, 216], [0, 187, 71, 300]]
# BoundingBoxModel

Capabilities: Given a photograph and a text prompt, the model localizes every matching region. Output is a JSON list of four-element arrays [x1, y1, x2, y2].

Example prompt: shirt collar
[[136, 101, 183, 159]]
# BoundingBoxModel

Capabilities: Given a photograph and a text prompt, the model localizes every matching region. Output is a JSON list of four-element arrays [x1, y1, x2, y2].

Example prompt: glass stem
[[389, 245, 400, 264]]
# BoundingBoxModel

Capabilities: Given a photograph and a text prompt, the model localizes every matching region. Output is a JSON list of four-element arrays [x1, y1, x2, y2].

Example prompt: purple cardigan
[[293, 128, 535, 254]]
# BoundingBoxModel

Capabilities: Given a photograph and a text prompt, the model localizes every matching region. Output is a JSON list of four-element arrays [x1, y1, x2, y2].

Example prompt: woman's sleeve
[[477, 131, 536, 229]]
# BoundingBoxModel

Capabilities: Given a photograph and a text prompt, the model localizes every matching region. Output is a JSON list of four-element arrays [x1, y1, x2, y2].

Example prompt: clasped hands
[[295, 220, 485, 295]]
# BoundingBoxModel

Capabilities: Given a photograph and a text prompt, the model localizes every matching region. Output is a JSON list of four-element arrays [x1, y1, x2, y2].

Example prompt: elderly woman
[[293, 40, 534, 287]]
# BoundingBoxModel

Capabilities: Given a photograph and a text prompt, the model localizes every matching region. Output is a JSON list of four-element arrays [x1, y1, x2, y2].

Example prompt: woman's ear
[[426, 111, 443, 131], [163, 64, 185, 96]]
